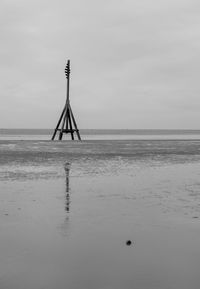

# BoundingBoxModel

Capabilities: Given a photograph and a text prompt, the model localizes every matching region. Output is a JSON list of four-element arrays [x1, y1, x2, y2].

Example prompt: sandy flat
[[0, 140, 200, 289]]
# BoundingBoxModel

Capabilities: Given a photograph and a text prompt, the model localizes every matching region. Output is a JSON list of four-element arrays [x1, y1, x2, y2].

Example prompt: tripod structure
[[52, 60, 81, 141]]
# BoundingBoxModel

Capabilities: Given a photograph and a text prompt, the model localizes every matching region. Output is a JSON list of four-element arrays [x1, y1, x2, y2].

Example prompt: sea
[[1, 128, 200, 140]]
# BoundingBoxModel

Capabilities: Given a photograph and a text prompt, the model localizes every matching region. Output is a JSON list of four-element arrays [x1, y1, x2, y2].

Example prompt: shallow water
[[0, 140, 200, 289]]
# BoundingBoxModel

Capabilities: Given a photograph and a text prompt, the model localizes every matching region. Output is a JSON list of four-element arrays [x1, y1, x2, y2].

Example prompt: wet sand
[[1, 140, 200, 289]]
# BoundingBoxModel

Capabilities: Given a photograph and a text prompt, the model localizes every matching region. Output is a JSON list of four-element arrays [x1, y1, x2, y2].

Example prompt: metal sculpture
[[52, 60, 81, 140]]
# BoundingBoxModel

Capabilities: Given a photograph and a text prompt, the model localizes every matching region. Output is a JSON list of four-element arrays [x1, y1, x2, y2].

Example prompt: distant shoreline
[[1, 128, 200, 135]]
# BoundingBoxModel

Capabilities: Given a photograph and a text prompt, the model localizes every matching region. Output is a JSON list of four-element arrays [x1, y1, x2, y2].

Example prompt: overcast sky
[[1, 0, 200, 129]]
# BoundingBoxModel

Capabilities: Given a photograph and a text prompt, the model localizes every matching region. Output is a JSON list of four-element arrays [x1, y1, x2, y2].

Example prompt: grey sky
[[1, 0, 200, 129]]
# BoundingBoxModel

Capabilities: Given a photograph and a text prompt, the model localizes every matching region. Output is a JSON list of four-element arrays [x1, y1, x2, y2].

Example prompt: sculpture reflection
[[64, 162, 71, 213], [58, 162, 72, 237]]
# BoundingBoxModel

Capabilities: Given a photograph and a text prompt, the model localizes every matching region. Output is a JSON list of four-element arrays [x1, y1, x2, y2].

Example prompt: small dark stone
[[126, 240, 132, 246], [193, 216, 199, 219], [4, 214, 9, 216]]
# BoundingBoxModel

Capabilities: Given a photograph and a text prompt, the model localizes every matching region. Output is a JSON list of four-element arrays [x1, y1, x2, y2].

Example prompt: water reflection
[[59, 162, 71, 237], [64, 162, 71, 213]]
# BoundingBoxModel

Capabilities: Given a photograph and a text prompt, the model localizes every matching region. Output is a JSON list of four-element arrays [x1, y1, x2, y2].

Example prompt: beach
[[1, 139, 200, 289]]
